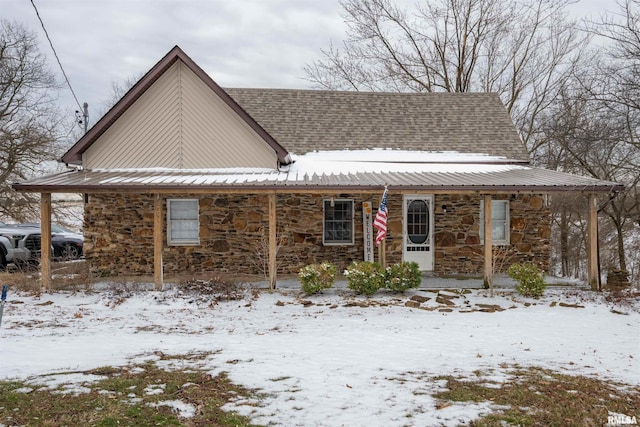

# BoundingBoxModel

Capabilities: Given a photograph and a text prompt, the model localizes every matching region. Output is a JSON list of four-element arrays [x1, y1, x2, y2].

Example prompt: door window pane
[[407, 200, 429, 244]]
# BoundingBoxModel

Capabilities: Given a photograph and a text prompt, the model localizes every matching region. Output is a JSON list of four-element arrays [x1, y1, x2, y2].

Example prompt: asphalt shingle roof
[[14, 46, 623, 194], [225, 89, 530, 161]]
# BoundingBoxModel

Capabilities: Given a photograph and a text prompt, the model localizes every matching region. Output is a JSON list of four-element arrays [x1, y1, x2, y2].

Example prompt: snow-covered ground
[[1, 283, 638, 426]]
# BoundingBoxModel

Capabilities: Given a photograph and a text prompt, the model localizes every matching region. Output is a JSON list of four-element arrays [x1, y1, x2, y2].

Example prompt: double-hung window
[[480, 199, 510, 245], [323, 199, 354, 245], [167, 199, 199, 245]]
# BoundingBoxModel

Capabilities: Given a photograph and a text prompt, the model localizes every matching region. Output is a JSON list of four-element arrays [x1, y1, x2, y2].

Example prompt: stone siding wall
[[276, 193, 372, 273], [84, 192, 550, 277], [433, 194, 550, 275], [84, 193, 155, 276]]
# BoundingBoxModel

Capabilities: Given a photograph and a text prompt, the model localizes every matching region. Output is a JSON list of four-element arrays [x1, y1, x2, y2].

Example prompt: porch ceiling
[[13, 164, 624, 194]]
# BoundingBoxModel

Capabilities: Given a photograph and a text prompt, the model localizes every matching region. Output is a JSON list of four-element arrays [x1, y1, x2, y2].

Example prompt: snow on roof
[[13, 150, 624, 193], [293, 149, 513, 163], [93, 150, 521, 185], [284, 150, 520, 179]]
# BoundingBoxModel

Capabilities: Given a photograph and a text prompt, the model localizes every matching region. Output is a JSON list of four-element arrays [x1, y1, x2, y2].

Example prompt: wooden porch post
[[483, 194, 493, 288], [587, 193, 600, 290], [153, 194, 163, 290], [268, 192, 277, 290], [40, 193, 52, 289]]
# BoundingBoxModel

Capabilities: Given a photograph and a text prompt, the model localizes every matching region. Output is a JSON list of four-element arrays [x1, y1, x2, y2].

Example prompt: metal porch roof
[[13, 165, 624, 194]]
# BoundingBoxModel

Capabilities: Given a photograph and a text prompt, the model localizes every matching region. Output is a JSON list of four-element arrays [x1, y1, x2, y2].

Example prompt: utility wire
[[29, 0, 83, 111]]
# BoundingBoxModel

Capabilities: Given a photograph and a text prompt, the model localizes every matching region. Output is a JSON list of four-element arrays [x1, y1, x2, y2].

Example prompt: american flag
[[373, 187, 388, 247]]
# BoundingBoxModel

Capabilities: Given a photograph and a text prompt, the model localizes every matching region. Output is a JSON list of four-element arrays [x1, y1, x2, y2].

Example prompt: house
[[14, 46, 623, 290]]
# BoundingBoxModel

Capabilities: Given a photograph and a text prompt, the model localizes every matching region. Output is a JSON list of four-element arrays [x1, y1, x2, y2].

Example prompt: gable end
[[62, 46, 290, 168]]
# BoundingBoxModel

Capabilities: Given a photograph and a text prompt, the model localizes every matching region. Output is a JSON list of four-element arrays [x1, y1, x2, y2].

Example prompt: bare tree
[[529, 1, 640, 283], [304, 0, 589, 150], [586, 0, 640, 112], [582, 0, 640, 278], [541, 74, 640, 279], [0, 20, 65, 221], [98, 73, 142, 118]]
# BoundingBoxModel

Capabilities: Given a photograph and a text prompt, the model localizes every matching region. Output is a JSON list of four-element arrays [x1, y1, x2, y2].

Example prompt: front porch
[[32, 190, 603, 292]]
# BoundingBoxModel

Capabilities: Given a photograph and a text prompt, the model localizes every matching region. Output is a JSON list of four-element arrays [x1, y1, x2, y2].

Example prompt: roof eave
[[12, 182, 625, 194]]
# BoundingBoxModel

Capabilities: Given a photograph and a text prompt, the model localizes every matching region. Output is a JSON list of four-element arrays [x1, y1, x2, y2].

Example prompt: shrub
[[507, 263, 546, 297], [345, 261, 384, 296], [384, 262, 422, 292], [298, 262, 337, 295], [177, 276, 245, 302]]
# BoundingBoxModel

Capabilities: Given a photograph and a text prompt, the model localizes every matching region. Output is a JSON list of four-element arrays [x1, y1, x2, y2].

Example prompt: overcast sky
[[4, 0, 614, 129]]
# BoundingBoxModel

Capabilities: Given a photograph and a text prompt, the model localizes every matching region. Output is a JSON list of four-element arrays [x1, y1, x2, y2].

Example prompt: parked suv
[[11, 223, 83, 260], [0, 225, 42, 269]]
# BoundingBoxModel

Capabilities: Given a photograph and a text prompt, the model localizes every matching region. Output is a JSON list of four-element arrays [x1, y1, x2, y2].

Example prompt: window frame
[[322, 199, 355, 245], [480, 199, 510, 245], [167, 198, 200, 246]]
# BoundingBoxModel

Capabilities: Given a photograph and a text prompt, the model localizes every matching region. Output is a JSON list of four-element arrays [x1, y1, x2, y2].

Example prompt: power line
[[29, 0, 83, 112]]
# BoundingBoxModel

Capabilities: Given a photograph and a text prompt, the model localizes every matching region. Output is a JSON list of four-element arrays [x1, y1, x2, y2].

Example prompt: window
[[323, 199, 354, 245], [480, 199, 509, 245], [167, 199, 199, 245]]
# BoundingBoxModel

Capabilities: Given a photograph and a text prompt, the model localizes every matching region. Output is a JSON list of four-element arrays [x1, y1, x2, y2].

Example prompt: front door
[[403, 195, 434, 271]]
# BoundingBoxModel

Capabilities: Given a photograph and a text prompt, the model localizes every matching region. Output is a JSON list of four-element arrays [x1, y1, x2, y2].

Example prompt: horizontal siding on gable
[[180, 63, 277, 168], [84, 62, 182, 169], [84, 61, 277, 170]]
